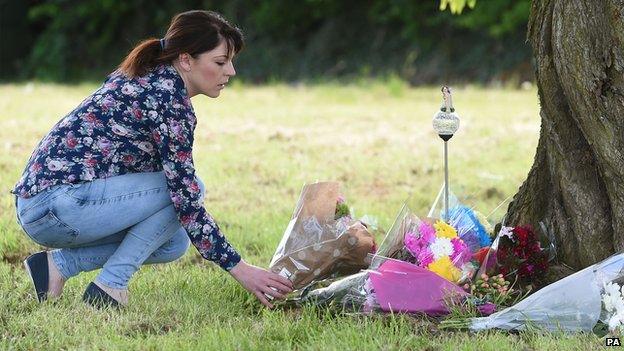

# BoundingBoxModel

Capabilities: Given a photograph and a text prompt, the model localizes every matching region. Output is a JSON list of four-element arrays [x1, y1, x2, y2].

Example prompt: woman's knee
[[151, 230, 190, 263]]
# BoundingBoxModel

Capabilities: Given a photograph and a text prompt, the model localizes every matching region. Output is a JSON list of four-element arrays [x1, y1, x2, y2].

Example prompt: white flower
[[602, 282, 624, 332], [605, 282, 620, 296], [111, 124, 129, 136], [82, 168, 95, 181], [603, 293, 620, 312], [47, 159, 63, 171], [161, 79, 174, 91], [121, 83, 136, 95], [609, 311, 624, 332], [202, 223, 217, 234], [499, 226, 514, 240], [137, 141, 154, 153], [430, 237, 454, 260]]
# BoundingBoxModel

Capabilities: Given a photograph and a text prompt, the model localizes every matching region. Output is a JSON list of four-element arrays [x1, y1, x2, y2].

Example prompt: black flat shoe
[[23, 251, 49, 302], [82, 282, 120, 308]]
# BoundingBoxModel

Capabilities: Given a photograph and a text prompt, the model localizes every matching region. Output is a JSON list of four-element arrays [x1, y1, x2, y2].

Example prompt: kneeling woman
[[12, 10, 292, 308]]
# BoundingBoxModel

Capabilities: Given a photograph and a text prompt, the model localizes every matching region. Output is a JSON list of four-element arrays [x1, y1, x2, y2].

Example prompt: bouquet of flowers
[[375, 187, 496, 284], [300, 255, 494, 316], [602, 281, 624, 333], [402, 217, 472, 282], [461, 253, 624, 332], [269, 181, 377, 290], [473, 223, 555, 289], [496, 225, 549, 281], [289, 189, 504, 315], [463, 273, 513, 306]]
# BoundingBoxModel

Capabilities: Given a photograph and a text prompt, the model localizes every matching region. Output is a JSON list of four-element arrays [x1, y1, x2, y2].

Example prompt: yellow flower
[[428, 256, 462, 282], [434, 220, 457, 239]]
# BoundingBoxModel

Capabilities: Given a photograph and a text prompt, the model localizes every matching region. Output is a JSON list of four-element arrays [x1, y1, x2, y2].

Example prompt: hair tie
[[159, 38, 166, 51]]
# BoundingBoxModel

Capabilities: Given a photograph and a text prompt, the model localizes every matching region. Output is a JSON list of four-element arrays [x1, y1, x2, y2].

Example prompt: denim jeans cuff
[[50, 249, 73, 281], [95, 274, 128, 290]]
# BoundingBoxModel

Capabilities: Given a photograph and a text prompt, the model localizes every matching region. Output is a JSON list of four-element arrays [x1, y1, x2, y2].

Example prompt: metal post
[[444, 140, 449, 221]]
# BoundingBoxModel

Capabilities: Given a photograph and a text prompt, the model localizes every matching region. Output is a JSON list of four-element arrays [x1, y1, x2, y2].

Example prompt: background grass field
[[0, 82, 605, 350]]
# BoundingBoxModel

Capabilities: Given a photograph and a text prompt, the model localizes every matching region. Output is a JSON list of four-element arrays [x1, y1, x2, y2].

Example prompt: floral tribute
[[403, 219, 472, 282], [495, 225, 549, 283]]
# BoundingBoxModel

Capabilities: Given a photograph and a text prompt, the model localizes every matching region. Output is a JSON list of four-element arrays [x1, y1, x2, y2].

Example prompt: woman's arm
[[150, 95, 292, 306]]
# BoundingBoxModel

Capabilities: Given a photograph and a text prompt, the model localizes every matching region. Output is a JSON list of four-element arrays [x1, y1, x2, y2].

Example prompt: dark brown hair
[[118, 10, 244, 77]]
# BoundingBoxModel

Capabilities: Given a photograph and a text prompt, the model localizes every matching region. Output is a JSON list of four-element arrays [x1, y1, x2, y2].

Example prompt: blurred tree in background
[[0, 0, 531, 84]]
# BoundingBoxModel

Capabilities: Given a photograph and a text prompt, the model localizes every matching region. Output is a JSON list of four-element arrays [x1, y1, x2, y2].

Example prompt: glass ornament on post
[[432, 86, 460, 221]]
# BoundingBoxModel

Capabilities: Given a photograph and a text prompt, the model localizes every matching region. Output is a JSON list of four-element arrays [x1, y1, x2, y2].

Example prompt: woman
[[12, 10, 292, 308]]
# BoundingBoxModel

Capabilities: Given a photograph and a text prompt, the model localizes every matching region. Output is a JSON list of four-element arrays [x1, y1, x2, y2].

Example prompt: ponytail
[[118, 38, 164, 78], [116, 10, 244, 79]]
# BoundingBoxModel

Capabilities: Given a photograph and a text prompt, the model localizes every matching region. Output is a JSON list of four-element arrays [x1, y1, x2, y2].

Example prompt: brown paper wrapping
[[269, 182, 376, 289]]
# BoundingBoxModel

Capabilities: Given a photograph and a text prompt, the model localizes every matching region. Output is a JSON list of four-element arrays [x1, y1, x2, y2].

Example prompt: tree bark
[[506, 0, 624, 269]]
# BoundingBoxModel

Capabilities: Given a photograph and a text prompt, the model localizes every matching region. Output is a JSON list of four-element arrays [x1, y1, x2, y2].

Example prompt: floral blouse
[[12, 64, 241, 271]]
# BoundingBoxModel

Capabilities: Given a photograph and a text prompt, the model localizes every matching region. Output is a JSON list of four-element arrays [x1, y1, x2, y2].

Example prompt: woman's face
[[183, 40, 236, 98]]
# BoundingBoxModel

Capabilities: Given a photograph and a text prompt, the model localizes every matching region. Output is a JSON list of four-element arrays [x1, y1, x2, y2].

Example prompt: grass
[[0, 82, 607, 350]]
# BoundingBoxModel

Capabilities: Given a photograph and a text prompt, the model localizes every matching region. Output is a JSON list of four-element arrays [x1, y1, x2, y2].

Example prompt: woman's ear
[[178, 53, 193, 72]]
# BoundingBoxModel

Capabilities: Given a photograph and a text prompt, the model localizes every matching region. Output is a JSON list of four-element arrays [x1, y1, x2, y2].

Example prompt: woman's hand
[[228, 260, 294, 308]]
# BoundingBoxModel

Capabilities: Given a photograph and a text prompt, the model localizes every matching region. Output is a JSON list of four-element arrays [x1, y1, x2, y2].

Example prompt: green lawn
[[0, 82, 605, 350]]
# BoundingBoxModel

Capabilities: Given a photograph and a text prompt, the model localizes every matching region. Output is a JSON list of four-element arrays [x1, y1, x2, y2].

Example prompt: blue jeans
[[15, 171, 202, 289]]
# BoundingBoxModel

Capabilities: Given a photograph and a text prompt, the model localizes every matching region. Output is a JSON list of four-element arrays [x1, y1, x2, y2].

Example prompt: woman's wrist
[[228, 259, 248, 279]]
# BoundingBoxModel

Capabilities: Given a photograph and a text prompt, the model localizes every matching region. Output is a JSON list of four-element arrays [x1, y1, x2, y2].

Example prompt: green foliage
[[440, 0, 477, 15], [335, 202, 351, 220], [1, 1, 531, 83]]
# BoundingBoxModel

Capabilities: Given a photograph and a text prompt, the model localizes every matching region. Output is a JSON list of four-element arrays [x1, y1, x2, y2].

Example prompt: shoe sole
[[23, 252, 49, 303], [23, 258, 43, 302]]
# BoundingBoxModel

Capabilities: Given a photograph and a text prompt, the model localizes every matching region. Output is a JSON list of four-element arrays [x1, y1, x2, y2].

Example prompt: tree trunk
[[506, 0, 624, 270]]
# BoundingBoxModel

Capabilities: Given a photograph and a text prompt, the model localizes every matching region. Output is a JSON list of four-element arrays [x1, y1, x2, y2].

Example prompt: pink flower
[[404, 222, 436, 260], [84, 112, 97, 123], [198, 238, 212, 251], [29, 162, 42, 172], [104, 82, 118, 90], [450, 237, 471, 266], [337, 195, 346, 205], [189, 180, 200, 194], [418, 221, 436, 242], [85, 158, 98, 167], [404, 232, 420, 254], [122, 155, 134, 165], [152, 130, 162, 144], [417, 248, 434, 267], [64, 132, 78, 149], [170, 120, 182, 135], [132, 107, 143, 120], [176, 150, 191, 162]]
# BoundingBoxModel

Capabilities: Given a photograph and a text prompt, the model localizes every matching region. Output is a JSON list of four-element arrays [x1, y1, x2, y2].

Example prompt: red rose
[[152, 130, 162, 144], [85, 112, 97, 123], [189, 181, 199, 193], [176, 151, 191, 162], [198, 238, 212, 251], [133, 108, 143, 120], [180, 215, 194, 226]]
